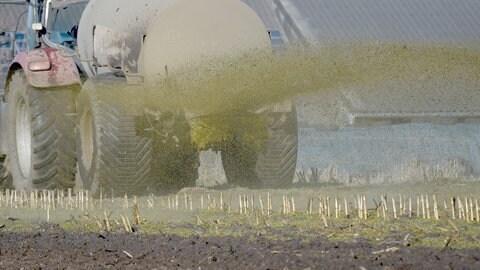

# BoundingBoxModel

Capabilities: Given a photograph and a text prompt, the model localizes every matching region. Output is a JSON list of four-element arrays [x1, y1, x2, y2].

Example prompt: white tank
[[77, 0, 270, 80]]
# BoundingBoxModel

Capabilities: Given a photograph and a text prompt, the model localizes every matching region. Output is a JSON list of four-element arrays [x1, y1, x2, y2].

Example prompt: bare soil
[[0, 223, 478, 269]]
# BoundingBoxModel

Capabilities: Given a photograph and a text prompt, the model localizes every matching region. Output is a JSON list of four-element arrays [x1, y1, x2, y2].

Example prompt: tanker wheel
[[221, 110, 298, 187], [76, 88, 154, 196], [140, 111, 199, 192], [5, 70, 76, 190]]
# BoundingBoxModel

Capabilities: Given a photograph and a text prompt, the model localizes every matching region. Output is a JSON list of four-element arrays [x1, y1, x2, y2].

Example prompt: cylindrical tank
[[77, 0, 270, 80]]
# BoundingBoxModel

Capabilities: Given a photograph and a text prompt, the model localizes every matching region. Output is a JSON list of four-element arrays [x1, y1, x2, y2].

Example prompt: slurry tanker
[[0, 0, 298, 194]]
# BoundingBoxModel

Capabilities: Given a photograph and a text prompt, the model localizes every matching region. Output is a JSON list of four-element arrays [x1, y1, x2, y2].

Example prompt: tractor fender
[[7, 47, 80, 91]]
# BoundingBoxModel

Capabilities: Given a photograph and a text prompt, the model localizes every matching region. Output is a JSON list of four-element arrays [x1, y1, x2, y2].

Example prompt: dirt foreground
[[0, 222, 478, 269]]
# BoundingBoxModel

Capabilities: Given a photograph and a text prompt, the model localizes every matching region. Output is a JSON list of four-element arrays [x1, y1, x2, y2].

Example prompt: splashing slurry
[[136, 42, 480, 142], [88, 42, 480, 188], [145, 42, 477, 111]]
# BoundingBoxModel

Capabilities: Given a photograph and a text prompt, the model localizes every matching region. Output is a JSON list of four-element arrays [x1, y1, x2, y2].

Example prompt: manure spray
[[92, 41, 480, 135], [87, 41, 480, 187], [144, 42, 480, 115], [137, 42, 480, 145]]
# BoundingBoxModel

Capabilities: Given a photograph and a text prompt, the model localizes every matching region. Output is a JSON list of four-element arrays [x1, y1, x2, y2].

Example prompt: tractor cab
[[41, 0, 89, 48]]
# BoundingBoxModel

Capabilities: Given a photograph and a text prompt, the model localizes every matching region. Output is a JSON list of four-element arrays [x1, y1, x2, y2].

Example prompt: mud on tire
[[222, 110, 298, 187], [6, 70, 76, 190]]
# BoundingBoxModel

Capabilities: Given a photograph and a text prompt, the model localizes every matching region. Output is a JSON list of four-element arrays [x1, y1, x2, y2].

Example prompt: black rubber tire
[[76, 88, 154, 196], [6, 70, 76, 190], [222, 110, 298, 187]]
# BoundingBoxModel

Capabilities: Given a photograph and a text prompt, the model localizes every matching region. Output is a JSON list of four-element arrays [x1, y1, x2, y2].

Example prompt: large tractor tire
[[222, 110, 298, 187], [76, 88, 154, 196], [6, 70, 76, 190]]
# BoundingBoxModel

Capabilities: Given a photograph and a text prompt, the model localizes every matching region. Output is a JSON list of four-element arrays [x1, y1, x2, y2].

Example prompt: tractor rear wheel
[[6, 70, 76, 190], [221, 110, 298, 187]]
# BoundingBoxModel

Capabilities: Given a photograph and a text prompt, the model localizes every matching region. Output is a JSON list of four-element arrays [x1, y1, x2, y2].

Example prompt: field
[[1, 180, 480, 268], [1, 0, 480, 268], [1, 37, 480, 269]]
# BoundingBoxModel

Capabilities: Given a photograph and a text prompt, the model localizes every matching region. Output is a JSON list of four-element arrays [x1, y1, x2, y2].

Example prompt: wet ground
[[0, 223, 479, 269]]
